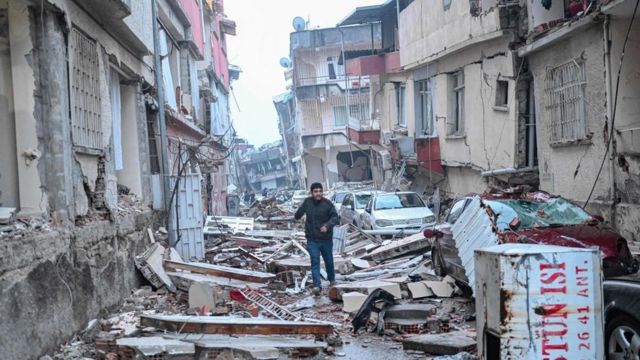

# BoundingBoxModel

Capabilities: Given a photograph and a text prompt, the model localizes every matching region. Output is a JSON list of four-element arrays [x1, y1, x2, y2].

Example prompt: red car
[[425, 190, 637, 288]]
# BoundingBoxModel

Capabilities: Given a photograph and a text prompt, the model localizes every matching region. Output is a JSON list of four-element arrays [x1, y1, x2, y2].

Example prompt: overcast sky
[[225, 0, 383, 146]]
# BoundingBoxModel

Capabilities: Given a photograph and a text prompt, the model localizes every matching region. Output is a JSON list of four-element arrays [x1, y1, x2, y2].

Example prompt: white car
[[291, 190, 308, 209], [329, 191, 349, 211], [361, 192, 436, 231], [339, 191, 376, 228]]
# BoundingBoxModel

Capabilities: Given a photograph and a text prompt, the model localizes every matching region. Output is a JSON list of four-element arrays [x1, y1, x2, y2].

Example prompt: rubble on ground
[[47, 204, 478, 359]]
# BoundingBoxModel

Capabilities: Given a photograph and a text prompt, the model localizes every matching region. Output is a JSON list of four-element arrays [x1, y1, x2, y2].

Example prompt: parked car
[[603, 273, 640, 360], [339, 191, 376, 228], [361, 192, 436, 231], [425, 191, 637, 282], [291, 190, 308, 209], [330, 191, 349, 211]]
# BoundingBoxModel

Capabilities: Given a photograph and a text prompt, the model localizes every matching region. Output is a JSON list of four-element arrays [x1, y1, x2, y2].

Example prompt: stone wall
[[0, 210, 158, 360]]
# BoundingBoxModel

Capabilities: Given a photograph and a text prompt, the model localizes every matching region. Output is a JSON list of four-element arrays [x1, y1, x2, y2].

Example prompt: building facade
[[290, 22, 389, 189], [519, 0, 640, 250]]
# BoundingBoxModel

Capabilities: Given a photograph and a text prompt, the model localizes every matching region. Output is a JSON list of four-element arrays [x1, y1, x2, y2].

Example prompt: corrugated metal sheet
[[332, 225, 347, 254], [450, 196, 499, 294], [169, 174, 204, 260], [475, 244, 603, 359]]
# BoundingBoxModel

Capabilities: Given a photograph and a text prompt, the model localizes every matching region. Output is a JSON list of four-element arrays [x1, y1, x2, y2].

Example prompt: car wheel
[[606, 314, 640, 360]]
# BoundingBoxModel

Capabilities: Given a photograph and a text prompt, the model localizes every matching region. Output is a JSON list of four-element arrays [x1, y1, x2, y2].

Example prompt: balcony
[[347, 128, 380, 145], [346, 51, 401, 76], [415, 137, 443, 175], [76, 0, 131, 21]]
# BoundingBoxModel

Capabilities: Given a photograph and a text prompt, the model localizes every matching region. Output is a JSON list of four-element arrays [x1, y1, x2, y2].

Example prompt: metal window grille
[[544, 60, 587, 144], [396, 84, 406, 127], [69, 28, 102, 149]]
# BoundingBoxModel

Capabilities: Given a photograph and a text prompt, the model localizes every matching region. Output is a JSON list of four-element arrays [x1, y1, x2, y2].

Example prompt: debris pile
[[47, 215, 478, 359]]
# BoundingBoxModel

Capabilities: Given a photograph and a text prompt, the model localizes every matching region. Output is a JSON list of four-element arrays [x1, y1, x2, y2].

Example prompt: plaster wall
[[8, 1, 46, 216], [432, 39, 518, 172], [528, 24, 612, 208], [0, 3, 18, 208], [399, 0, 502, 69]]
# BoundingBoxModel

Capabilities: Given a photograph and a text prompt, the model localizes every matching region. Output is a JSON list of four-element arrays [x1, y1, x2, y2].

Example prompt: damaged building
[[0, 0, 238, 358]]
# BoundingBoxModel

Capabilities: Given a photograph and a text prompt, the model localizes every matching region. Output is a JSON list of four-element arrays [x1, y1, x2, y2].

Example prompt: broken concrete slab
[[350, 258, 370, 269], [135, 243, 177, 292], [0, 207, 16, 225], [115, 337, 195, 357], [363, 233, 430, 263], [140, 315, 333, 336], [407, 280, 456, 299], [164, 260, 276, 283], [402, 331, 476, 355], [188, 282, 228, 311], [167, 271, 266, 291], [166, 334, 325, 359], [333, 279, 402, 300], [342, 291, 368, 313]]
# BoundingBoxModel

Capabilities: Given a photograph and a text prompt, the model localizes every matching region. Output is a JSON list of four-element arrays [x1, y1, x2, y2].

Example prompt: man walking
[[294, 182, 339, 295]]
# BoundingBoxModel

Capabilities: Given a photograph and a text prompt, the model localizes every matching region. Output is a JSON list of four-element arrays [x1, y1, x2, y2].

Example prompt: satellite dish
[[279, 57, 291, 68], [292, 16, 306, 31]]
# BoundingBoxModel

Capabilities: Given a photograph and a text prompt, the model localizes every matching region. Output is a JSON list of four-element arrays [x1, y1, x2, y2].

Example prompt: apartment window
[[327, 57, 337, 80], [416, 79, 434, 136], [333, 105, 348, 127], [544, 60, 587, 144], [495, 80, 509, 108], [349, 104, 362, 122], [69, 27, 102, 149], [448, 71, 465, 135], [396, 84, 406, 127]]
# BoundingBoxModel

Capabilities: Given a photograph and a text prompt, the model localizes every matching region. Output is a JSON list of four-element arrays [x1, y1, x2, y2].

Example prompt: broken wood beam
[[139, 315, 333, 336], [164, 260, 275, 283]]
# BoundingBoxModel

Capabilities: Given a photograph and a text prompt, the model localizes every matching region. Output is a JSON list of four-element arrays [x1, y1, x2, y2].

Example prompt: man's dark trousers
[[307, 238, 335, 288]]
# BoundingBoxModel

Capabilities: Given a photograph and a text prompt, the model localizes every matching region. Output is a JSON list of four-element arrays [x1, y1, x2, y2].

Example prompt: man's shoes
[[312, 287, 321, 296]]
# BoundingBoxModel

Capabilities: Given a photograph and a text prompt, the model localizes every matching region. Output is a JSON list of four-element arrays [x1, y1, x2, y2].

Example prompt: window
[[544, 60, 587, 144], [416, 79, 434, 136], [327, 57, 336, 80], [333, 105, 348, 127], [495, 80, 509, 108], [448, 71, 465, 135], [349, 104, 362, 122], [355, 194, 372, 209], [334, 192, 348, 204], [342, 194, 352, 206], [69, 27, 102, 149], [395, 84, 406, 127], [375, 193, 426, 210]]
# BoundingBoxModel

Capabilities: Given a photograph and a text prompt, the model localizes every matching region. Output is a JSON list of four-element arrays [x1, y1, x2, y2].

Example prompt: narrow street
[[1, 0, 639, 359]]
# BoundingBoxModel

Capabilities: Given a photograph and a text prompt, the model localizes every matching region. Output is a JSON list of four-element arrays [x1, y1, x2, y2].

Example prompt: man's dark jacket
[[294, 197, 339, 241]]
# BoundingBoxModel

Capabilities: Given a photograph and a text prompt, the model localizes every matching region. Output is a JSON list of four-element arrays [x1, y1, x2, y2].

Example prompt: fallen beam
[[164, 260, 275, 283], [140, 315, 333, 336]]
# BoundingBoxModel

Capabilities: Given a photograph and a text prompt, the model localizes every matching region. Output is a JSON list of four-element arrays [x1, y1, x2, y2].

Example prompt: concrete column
[[8, 2, 46, 217]]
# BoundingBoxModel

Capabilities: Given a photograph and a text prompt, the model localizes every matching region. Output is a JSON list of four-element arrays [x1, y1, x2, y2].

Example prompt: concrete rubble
[[46, 204, 478, 360]]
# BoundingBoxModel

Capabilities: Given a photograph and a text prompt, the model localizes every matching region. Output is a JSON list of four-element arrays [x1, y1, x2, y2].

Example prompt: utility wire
[[583, 0, 638, 208]]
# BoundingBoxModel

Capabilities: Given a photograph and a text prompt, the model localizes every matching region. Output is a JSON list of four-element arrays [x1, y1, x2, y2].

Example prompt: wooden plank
[[140, 315, 333, 336], [164, 260, 275, 283]]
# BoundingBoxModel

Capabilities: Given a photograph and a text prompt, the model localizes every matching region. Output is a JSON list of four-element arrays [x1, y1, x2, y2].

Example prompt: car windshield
[[355, 194, 372, 209], [375, 193, 425, 210], [334, 193, 347, 203], [294, 191, 307, 196], [486, 198, 592, 231]]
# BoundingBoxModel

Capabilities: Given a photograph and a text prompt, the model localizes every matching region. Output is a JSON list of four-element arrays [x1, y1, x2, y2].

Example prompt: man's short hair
[[310, 182, 323, 192]]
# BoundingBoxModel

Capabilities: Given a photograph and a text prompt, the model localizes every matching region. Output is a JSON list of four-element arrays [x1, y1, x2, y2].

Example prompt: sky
[[225, 0, 383, 146]]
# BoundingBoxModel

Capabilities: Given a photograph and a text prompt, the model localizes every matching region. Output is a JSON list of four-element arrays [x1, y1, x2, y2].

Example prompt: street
[[1, 0, 639, 359]]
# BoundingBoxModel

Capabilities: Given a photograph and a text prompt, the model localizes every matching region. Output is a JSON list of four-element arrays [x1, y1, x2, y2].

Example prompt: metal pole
[[151, 0, 176, 247]]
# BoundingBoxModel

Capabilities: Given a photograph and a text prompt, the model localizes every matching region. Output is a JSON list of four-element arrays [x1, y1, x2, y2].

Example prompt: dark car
[[426, 191, 637, 283], [604, 274, 640, 359]]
